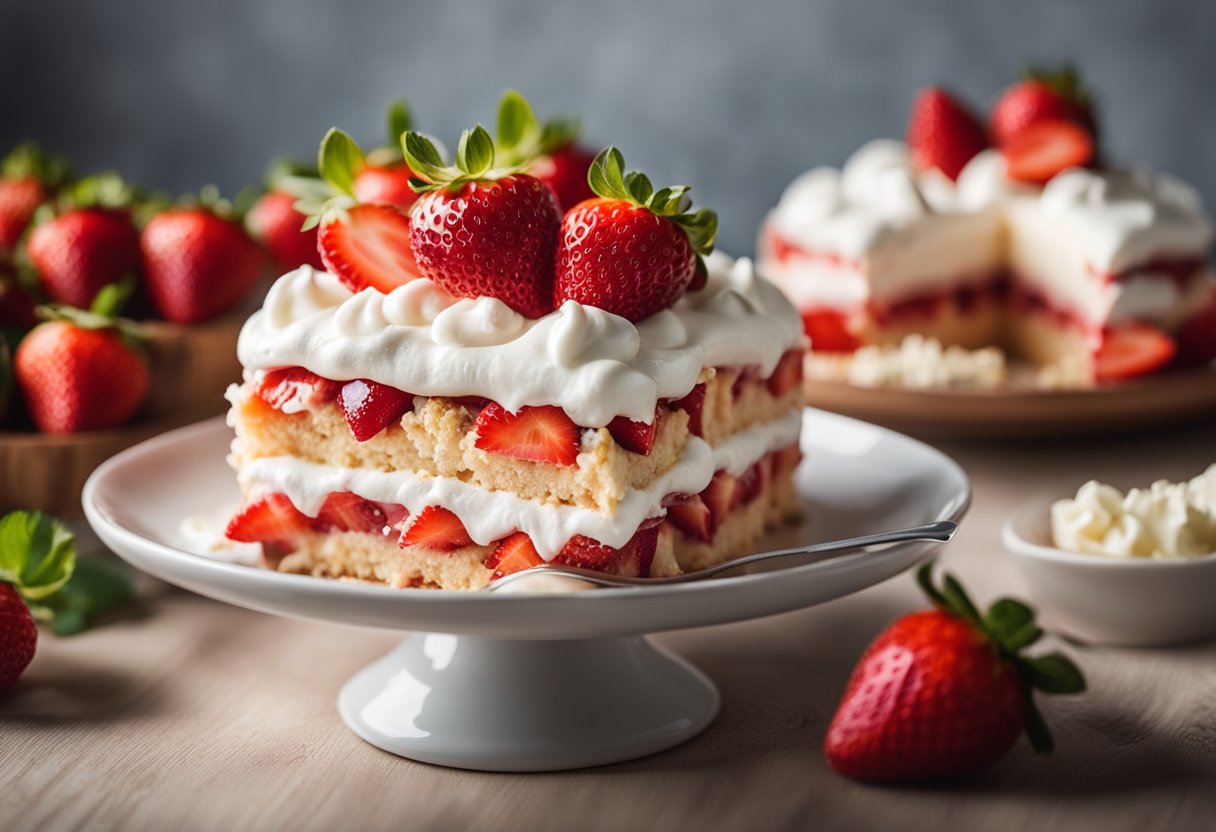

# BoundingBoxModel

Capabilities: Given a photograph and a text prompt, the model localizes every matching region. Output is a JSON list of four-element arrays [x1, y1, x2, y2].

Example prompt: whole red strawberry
[[248, 189, 325, 272], [141, 204, 264, 323], [405, 126, 560, 318], [907, 87, 989, 181], [14, 310, 150, 433], [0, 143, 68, 258], [0, 269, 38, 329], [27, 206, 141, 309], [990, 65, 1098, 146], [825, 563, 1085, 782], [554, 147, 718, 322], [531, 144, 597, 213], [0, 582, 37, 690], [353, 98, 420, 210]]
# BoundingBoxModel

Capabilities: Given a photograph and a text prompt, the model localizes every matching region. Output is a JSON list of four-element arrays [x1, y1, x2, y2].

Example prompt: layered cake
[[759, 70, 1216, 387], [224, 98, 805, 590]]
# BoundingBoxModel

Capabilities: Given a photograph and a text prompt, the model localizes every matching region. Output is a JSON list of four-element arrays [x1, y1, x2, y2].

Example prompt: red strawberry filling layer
[[252, 350, 803, 456], [225, 442, 801, 581]]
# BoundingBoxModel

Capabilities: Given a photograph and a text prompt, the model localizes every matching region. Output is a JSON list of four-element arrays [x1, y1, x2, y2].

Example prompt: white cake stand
[[83, 410, 969, 771]]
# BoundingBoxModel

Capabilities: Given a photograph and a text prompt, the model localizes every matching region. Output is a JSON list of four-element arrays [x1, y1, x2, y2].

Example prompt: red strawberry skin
[[907, 87, 989, 181], [141, 208, 264, 324], [0, 583, 37, 690], [554, 198, 696, 322], [339, 378, 413, 442], [15, 320, 150, 433], [0, 178, 46, 256], [318, 202, 419, 294], [825, 609, 1025, 781], [247, 191, 324, 272], [990, 80, 1092, 146], [533, 144, 597, 213], [473, 402, 580, 466], [410, 174, 559, 318], [353, 163, 419, 210], [27, 208, 141, 309]]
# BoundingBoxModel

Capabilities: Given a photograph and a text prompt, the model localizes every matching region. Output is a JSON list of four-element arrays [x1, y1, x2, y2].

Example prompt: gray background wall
[[2, 0, 1214, 256]]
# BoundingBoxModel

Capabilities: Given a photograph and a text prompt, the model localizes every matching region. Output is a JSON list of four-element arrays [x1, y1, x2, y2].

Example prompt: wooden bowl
[[0, 304, 249, 515]]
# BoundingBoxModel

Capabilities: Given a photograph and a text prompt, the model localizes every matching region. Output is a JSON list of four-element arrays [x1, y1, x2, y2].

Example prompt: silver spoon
[[488, 519, 957, 590]]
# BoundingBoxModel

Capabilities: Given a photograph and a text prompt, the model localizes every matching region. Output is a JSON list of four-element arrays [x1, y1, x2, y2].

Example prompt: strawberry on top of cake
[[759, 66, 1216, 387], [225, 91, 806, 590]]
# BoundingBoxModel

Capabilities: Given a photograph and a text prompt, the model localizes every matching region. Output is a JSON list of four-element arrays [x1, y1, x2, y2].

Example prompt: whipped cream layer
[[240, 409, 804, 559], [1051, 465, 1216, 559], [238, 253, 803, 427]]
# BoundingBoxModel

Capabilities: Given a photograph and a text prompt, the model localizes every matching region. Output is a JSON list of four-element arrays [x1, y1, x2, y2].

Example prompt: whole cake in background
[[758, 67, 1216, 389], [224, 92, 806, 590]]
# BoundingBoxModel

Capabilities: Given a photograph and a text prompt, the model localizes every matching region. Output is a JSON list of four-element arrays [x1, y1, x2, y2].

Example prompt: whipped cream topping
[[238, 254, 803, 427], [239, 410, 803, 559], [845, 335, 1007, 390], [1051, 465, 1216, 559]]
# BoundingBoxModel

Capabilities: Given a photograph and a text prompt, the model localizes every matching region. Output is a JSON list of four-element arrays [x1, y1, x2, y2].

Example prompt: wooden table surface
[[3, 415, 1216, 832]]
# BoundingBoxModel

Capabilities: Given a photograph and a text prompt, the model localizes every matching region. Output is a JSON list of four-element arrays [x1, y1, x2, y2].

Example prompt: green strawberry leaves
[[0, 511, 76, 600], [28, 557, 138, 636], [386, 99, 412, 148], [318, 128, 366, 199], [1022, 63, 1094, 110], [494, 90, 579, 167], [402, 126, 522, 194], [1, 142, 71, 187], [916, 561, 1085, 754], [587, 147, 718, 256]]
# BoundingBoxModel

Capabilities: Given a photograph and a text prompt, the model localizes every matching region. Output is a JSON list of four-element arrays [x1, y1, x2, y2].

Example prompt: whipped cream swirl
[[237, 254, 804, 427]]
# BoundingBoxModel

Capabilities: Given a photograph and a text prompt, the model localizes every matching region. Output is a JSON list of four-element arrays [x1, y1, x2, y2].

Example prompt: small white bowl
[[1002, 496, 1216, 647]]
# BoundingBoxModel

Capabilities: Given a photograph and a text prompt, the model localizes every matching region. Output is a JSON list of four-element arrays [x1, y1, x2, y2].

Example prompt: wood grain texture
[[2, 418, 1215, 831]]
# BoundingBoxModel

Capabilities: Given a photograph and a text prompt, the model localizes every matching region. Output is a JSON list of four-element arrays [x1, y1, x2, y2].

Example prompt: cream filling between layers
[[238, 409, 804, 559]]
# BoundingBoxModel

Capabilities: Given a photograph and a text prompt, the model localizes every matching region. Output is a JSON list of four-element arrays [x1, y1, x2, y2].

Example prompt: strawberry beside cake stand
[[82, 409, 970, 772]]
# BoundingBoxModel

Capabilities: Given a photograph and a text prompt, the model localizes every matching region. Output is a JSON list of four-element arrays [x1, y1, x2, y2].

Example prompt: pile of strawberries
[[906, 65, 1098, 186], [0, 144, 284, 434], [301, 90, 718, 325]]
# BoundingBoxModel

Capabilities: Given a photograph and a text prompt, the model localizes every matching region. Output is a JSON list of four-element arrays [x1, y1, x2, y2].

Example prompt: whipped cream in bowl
[[1002, 465, 1216, 646]]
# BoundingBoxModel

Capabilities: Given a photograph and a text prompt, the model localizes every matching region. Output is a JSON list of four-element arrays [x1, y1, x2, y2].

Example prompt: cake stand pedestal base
[[338, 633, 720, 772]]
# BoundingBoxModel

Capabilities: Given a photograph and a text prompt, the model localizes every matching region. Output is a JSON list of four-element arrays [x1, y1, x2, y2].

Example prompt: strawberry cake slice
[[759, 68, 1216, 387], [224, 93, 806, 590]]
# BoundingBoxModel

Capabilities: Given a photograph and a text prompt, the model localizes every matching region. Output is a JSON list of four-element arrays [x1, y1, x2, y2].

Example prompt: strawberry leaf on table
[[27, 556, 137, 637], [0, 510, 76, 600]]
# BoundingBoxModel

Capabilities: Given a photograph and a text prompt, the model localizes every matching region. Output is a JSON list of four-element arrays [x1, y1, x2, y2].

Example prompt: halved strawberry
[[766, 348, 805, 397], [774, 443, 803, 477], [702, 471, 739, 529], [398, 506, 474, 551], [907, 87, 989, 181], [1001, 119, 1094, 185], [256, 367, 342, 413], [485, 532, 545, 579], [316, 491, 388, 534], [225, 494, 316, 547], [339, 378, 413, 442], [607, 409, 658, 455], [668, 383, 706, 437], [801, 310, 860, 353], [666, 494, 713, 543], [553, 535, 619, 569], [474, 402, 580, 466], [318, 203, 419, 294], [1094, 324, 1177, 382], [620, 523, 660, 578], [735, 461, 766, 506]]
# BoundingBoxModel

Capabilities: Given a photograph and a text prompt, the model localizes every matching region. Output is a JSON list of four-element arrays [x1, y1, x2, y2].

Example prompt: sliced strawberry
[[318, 203, 419, 294], [474, 402, 580, 466], [553, 535, 619, 569], [1174, 293, 1216, 368], [339, 378, 413, 442], [701, 471, 739, 530], [1094, 324, 1177, 382], [621, 523, 660, 578], [607, 409, 658, 455], [316, 491, 388, 534], [353, 163, 418, 210], [907, 87, 989, 181], [735, 461, 766, 506], [666, 494, 713, 543], [766, 348, 805, 397], [1001, 119, 1094, 185], [668, 383, 706, 437], [485, 532, 545, 579], [256, 367, 342, 413], [226, 494, 315, 547], [398, 506, 474, 551], [801, 310, 860, 353]]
